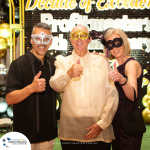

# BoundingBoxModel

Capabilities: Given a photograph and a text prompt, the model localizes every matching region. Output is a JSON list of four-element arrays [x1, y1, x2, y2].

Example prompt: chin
[[37, 51, 46, 55], [40, 53, 46, 56]]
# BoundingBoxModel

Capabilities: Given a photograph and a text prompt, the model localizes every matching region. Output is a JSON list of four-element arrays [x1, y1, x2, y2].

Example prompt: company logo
[[0, 132, 31, 150]]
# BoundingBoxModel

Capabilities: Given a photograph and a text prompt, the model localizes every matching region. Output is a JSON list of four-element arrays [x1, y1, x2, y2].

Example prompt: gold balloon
[[56, 99, 59, 110], [0, 38, 7, 59], [147, 88, 150, 96], [60, 92, 63, 100], [142, 94, 150, 108], [147, 101, 150, 106], [0, 23, 10, 39], [142, 107, 150, 124], [0, 38, 7, 50], [6, 37, 17, 48], [147, 83, 150, 89], [0, 49, 7, 59]]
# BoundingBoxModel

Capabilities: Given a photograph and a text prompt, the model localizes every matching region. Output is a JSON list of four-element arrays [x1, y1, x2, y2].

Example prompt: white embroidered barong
[[50, 50, 118, 143]]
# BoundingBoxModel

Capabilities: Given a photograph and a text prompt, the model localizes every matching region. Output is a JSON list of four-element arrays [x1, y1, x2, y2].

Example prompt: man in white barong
[[50, 25, 119, 150]]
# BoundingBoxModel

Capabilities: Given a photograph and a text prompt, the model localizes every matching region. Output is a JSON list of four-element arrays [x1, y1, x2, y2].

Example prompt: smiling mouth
[[77, 43, 83, 46], [114, 50, 119, 54], [38, 46, 46, 49]]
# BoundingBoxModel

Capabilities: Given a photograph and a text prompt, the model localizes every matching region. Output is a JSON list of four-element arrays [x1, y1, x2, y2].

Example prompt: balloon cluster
[[0, 0, 19, 47], [0, 1, 19, 120], [0, 0, 19, 75], [142, 83, 150, 124]]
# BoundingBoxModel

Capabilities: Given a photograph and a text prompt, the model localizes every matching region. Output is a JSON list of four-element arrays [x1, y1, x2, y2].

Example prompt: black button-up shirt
[[6, 50, 57, 143]]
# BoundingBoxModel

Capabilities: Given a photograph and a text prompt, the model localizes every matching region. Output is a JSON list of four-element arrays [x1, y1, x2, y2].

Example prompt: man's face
[[30, 27, 52, 56], [70, 26, 92, 54]]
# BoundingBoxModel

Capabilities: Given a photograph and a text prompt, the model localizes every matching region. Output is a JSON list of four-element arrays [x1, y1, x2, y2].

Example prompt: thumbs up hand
[[67, 59, 83, 78], [31, 71, 46, 92], [108, 61, 125, 83], [113, 61, 117, 71]]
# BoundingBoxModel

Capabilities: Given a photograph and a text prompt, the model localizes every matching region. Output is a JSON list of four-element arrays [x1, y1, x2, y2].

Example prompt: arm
[[6, 71, 46, 105], [108, 60, 141, 101], [121, 60, 140, 100], [50, 60, 72, 92], [84, 58, 119, 140], [50, 58, 83, 92], [6, 85, 35, 105], [97, 67, 119, 129]]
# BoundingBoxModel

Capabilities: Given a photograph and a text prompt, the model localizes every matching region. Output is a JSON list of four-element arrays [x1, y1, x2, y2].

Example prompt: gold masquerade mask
[[70, 29, 89, 40]]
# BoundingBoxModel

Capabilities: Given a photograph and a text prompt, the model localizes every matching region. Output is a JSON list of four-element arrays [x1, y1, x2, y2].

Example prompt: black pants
[[60, 140, 111, 150]]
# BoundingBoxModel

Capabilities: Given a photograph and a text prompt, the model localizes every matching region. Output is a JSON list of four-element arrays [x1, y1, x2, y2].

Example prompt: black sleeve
[[6, 60, 24, 94]]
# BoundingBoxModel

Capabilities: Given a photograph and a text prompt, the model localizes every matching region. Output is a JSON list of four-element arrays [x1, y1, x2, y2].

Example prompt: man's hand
[[84, 123, 102, 140], [67, 59, 83, 78], [31, 71, 46, 93]]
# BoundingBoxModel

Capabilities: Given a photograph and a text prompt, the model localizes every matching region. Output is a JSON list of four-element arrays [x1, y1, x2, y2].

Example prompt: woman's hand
[[108, 61, 126, 84]]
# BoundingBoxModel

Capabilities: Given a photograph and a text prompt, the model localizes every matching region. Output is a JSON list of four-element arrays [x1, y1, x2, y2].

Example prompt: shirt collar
[[72, 50, 90, 62], [26, 50, 47, 64]]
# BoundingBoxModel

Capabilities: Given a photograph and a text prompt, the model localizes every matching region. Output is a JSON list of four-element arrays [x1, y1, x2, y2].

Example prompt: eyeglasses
[[106, 38, 123, 50], [70, 29, 89, 40]]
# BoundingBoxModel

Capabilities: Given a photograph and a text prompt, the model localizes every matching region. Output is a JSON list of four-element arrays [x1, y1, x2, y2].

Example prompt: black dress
[[112, 57, 143, 150]]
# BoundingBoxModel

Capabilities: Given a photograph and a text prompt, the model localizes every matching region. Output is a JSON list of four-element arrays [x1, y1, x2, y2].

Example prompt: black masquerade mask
[[106, 38, 123, 50]]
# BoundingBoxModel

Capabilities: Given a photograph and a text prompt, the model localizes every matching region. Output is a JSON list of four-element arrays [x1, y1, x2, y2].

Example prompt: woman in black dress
[[102, 28, 143, 150]]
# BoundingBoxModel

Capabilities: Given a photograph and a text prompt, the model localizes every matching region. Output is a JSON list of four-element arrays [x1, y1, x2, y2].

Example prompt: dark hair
[[89, 28, 113, 47], [32, 22, 51, 33], [89, 30, 106, 46]]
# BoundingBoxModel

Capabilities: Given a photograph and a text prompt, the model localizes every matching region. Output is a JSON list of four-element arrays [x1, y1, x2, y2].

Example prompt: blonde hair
[[103, 28, 131, 60]]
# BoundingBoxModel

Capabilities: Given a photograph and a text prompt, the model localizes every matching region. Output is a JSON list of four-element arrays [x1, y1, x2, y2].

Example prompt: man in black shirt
[[6, 22, 57, 150]]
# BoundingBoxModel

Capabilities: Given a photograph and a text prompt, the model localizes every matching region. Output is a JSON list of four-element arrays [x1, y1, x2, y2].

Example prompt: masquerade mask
[[106, 38, 123, 50], [70, 29, 89, 40], [31, 32, 52, 45]]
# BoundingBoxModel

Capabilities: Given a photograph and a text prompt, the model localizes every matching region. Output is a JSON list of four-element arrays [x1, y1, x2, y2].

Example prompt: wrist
[[67, 70, 73, 78], [28, 84, 35, 94], [119, 78, 127, 86]]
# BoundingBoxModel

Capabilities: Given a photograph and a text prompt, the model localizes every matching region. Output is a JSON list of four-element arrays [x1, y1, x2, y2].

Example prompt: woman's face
[[106, 34, 124, 59]]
